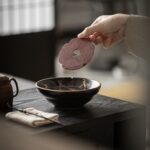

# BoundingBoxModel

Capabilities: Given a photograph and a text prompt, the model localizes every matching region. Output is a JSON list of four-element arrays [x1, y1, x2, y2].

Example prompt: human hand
[[78, 14, 129, 48]]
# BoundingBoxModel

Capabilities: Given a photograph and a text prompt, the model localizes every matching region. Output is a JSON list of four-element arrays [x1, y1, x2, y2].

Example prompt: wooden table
[[2, 88, 145, 150]]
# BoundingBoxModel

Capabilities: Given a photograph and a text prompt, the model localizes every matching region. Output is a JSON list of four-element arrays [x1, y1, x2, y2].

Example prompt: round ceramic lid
[[59, 38, 95, 70]]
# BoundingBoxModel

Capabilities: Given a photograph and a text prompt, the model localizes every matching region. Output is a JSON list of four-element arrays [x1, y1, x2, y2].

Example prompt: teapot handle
[[10, 78, 19, 97]]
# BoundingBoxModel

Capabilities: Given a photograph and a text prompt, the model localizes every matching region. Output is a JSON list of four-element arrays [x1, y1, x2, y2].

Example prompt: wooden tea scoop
[[8, 105, 64, 126]]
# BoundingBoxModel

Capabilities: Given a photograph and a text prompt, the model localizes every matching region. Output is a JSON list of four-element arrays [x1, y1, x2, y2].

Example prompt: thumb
[[78, 24, 101, 38]]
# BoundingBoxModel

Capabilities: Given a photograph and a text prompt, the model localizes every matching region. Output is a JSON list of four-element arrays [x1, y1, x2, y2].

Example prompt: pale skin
[[78, 13, 129, 48]]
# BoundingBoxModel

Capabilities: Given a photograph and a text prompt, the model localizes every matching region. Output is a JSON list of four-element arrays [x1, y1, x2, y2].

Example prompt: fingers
[[78, 15, 112, 38], [89, 32, 107, 45], [89, 30, 123, 47], [94, 36, 103, 45], [78, 14, 129, 39], [77, 13, 128, 48], [89, 32, 100, 41], [78, 29, 123, 47], [85, 32, 106, 45]]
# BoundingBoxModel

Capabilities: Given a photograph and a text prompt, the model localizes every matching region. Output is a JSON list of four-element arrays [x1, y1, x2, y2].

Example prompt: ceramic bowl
[[35, 77, 101, 108]]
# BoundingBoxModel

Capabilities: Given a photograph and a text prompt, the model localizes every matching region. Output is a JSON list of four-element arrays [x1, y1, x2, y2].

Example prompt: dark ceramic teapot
[[0, 74, 19, 110]]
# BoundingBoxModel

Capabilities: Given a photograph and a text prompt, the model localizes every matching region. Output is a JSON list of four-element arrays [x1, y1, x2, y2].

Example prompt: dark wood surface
[[13, 88, 142, 126], [1, 88, 145, 149]]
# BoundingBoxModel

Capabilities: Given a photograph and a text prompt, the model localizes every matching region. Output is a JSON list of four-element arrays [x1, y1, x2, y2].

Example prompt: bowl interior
[[36, 77, 100, 92]]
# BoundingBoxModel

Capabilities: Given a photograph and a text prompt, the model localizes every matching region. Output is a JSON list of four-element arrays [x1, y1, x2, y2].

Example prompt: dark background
[[0, 0, 149, 81]]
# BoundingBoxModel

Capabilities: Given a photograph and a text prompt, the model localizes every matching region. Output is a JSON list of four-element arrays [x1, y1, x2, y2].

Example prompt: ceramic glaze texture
[[35, 77, 101, 108]]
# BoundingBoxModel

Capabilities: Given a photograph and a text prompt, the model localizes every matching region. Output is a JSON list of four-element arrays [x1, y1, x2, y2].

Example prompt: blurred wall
[[0, 0, 56, 81]]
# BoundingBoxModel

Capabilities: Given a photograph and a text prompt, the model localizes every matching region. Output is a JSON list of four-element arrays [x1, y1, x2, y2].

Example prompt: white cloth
[[5, 107, 59, 127]]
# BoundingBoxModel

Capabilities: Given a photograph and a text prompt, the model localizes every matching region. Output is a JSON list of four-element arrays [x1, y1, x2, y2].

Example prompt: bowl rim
[[35, 77, 101, 93]]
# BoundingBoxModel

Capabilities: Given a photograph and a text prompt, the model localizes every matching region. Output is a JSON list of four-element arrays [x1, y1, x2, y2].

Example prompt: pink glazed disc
[[59, 38, 95, 70]]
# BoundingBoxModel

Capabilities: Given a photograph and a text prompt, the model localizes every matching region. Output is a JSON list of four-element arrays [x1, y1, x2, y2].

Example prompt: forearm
[[124, 15, 150, 59]]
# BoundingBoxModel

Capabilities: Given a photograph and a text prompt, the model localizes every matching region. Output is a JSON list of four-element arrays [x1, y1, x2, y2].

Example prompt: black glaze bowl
[[35, 77, 101, 108]]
